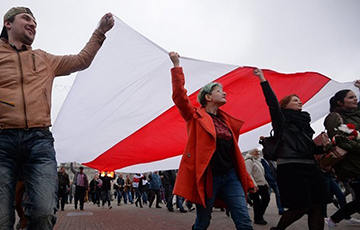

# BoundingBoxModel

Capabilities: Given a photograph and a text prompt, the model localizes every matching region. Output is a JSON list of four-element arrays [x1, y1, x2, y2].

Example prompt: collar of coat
[[194, 107, 244, 141], [245, 153, 260, 161], [0, 38, 32, 52]]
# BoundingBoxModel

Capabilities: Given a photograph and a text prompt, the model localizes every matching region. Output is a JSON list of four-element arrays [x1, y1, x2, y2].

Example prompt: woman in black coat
[[253, 68, 330, 230]]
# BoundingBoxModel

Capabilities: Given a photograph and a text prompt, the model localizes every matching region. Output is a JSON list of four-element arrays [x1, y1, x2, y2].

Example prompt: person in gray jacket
[[245, 149, 270, 225], [70, 163, 88, 210]]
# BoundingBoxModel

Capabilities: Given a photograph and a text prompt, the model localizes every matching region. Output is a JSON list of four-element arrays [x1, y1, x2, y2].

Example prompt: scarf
[[334, 107, 360, 128], [282, 109, 315, 136]]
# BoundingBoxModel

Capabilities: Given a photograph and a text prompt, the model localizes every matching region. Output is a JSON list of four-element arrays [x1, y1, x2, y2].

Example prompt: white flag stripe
[[53, 16, 357, 173], [53, 17, 237, 163]]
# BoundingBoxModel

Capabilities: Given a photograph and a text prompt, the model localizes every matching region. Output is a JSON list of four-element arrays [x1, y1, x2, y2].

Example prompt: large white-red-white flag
[[52, 16, 356, 172]]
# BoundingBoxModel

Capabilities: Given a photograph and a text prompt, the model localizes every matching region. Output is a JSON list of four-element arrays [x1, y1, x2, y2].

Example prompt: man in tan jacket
[[0, 6, 114, 229]]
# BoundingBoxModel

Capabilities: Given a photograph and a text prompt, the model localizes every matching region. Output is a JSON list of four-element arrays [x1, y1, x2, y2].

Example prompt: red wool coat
[[171, 67, 255, 207]]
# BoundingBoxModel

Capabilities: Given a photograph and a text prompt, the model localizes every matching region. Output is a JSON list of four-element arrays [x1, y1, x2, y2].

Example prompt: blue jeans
[[269, 182, 284, 213], [176, 196, 186, 211], [124, 190, 132, 203], [116, 189, 123, 204], [142, 190, 148, 204], [0, 128, 58, 230], [194, 169, 253, 230], [323, 176, 350, 219]]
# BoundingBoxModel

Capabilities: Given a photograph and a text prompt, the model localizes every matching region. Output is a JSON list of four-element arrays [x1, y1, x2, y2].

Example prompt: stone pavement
[[51, 193, 359, 230]]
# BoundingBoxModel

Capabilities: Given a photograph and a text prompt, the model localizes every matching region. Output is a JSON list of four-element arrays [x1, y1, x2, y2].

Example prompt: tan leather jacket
[[0, 29, 105, 129]]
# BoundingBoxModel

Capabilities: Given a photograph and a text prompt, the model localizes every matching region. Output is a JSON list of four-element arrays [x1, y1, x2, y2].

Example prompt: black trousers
[[75, 186, 86, 209], [332, 180, 360, 223], [164, 184, 174, 210], [58, 185, 68, 210], [149, 189, 161, 207], [249, 185, 271, 221]]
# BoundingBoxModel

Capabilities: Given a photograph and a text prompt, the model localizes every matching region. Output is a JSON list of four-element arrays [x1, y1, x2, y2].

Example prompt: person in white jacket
[[245, 149, 271, 225]]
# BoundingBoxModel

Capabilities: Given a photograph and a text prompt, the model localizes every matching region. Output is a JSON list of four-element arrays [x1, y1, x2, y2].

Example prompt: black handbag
[[259, 130, 282, 161], [259, 121, 284, 161]]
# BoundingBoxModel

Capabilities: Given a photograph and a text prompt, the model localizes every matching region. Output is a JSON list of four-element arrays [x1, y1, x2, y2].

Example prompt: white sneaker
[[325, 218, 336, 230], [346, 217, 360, 226]]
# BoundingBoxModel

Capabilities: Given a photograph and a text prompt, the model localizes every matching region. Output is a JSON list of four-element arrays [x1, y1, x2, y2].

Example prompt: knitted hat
[[4, 7, 35, 22]]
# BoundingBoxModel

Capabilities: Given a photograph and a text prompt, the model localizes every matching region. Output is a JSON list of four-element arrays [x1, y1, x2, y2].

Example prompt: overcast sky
[[2, 0, 360, 126]]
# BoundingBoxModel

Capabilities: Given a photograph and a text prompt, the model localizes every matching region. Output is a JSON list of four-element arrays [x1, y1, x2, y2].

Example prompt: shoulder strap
[[335, 112, 343, 124], [272, 119, 285, 138]]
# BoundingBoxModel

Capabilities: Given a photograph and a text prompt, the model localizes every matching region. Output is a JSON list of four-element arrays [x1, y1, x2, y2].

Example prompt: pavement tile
[[50, 194, 358, 230]]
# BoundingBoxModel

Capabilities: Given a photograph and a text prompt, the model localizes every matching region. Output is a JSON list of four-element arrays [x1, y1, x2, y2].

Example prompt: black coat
[[260, 81, 320, 159]]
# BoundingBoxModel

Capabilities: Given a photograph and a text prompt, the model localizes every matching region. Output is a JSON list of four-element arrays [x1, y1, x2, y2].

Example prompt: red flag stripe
[[84, 67, 329, 171]]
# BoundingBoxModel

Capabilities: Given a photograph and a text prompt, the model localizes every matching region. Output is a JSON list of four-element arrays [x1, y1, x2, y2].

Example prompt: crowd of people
[[1, 5, 360, 230], [55, 168, 196, 215]]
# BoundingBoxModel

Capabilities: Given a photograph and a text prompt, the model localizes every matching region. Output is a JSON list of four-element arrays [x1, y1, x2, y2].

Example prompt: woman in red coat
[[169, 52, 255, 230]]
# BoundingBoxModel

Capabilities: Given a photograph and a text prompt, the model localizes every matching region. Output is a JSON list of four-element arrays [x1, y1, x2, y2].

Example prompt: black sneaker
[[225, 210, 230, 217], [254, 219, 267, 225]]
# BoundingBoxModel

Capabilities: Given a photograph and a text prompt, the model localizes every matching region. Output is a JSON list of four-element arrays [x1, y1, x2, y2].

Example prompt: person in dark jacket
[[58, 166, 70, 211], [148, 171, 162, 208], [100, 171, 114, 209], [89, 174, 102, 206], [115, 173, 125, 206], [253, 69, 331, 230], [260, 158, 284, 215], [161, 170, 177, 212], [323, 84, 360, 229]]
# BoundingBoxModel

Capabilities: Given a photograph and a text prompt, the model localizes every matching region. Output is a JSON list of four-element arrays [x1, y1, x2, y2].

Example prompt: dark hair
[[329, 89, 351, 112], [279, 94, 299, 109], [0, 15, 15, 40]]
